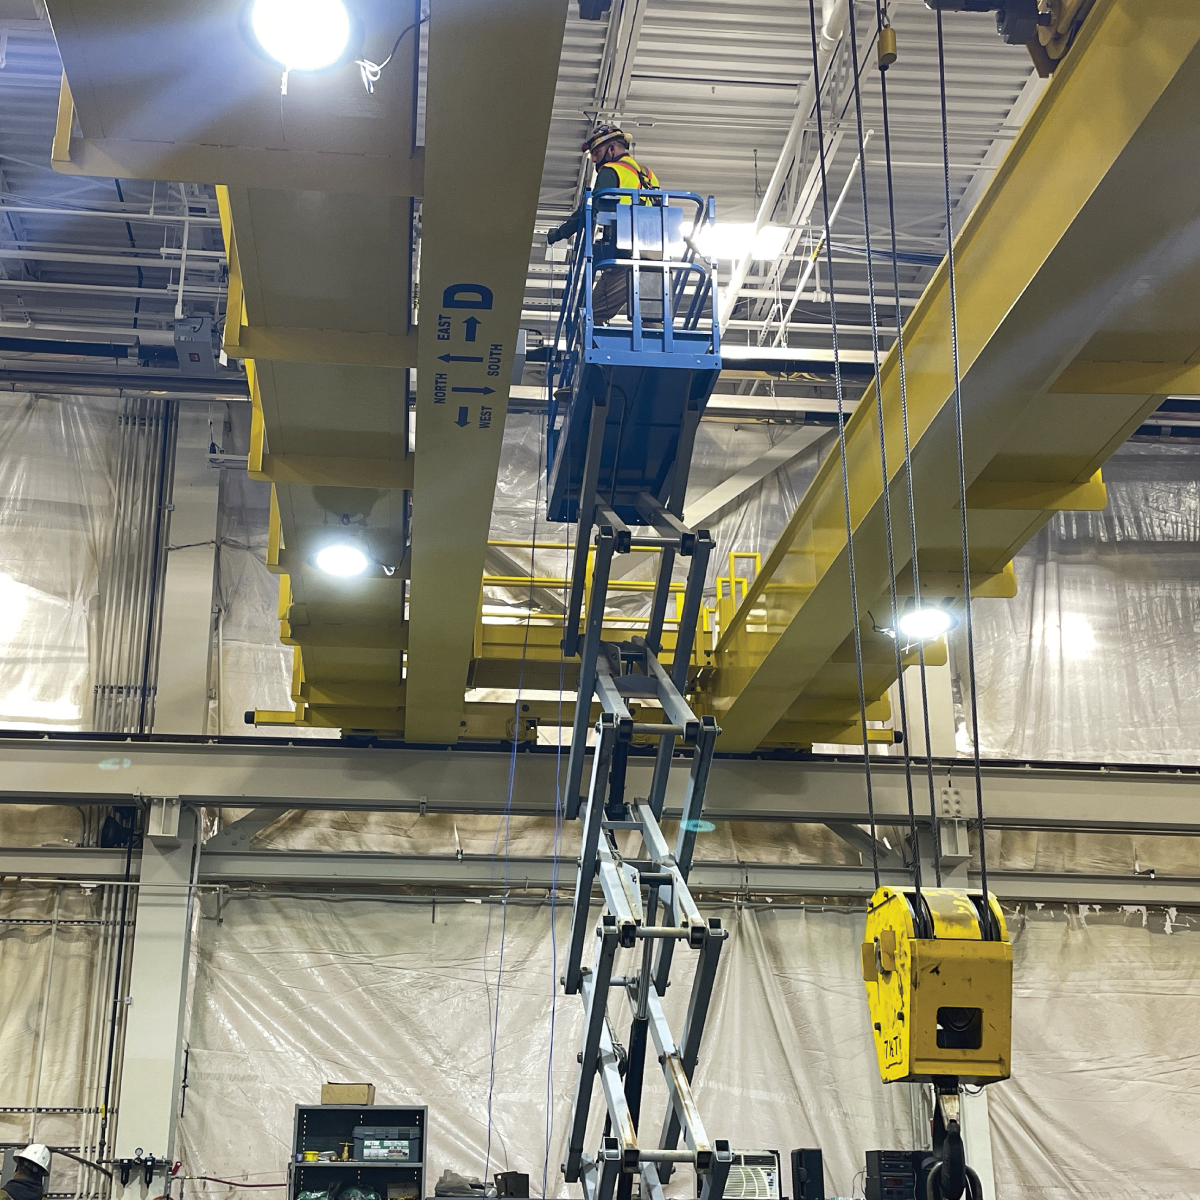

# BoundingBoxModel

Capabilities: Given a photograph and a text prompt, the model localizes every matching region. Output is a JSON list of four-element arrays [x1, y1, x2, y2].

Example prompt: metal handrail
[[548, 187, 720, 434]]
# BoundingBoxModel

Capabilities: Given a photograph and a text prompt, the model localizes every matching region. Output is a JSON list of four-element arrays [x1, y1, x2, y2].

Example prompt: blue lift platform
[[547, 189, 721, 526], [547, 189, 732, 1200]]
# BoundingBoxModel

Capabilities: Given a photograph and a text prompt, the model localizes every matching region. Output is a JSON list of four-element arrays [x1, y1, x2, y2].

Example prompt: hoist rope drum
[[861, 886, 1012, 1086]]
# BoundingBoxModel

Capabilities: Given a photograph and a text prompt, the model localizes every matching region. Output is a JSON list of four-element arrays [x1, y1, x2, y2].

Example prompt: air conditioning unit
[[721, 1151, 781, 1200]]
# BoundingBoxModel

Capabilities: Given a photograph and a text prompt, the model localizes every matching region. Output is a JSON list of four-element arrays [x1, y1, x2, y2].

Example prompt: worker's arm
[[547, 166, 621, 243]]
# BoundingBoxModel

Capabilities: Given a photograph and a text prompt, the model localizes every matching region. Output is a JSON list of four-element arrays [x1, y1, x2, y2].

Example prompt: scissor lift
[[547, 188, 729, 1200]]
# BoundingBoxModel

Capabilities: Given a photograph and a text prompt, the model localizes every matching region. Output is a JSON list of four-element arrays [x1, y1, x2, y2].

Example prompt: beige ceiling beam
[[404, 0, 568, 744], [48, 0, 423, 195], [219, 187, 417, 368]]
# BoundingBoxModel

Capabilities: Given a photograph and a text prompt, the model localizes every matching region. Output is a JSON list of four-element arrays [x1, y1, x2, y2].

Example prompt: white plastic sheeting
[[0, 392, 320, 737], [487, 413, 830, 620], [211, 469, 334, 738], [963, 443, 1200, 763], [992, 904, 1200, 1200], [170, 896, 1200, 1200], [177, 896, 911, 1200], [0, 393, 118, 730], [0, 881, 129, 1200], [245, 806, 860, 869]]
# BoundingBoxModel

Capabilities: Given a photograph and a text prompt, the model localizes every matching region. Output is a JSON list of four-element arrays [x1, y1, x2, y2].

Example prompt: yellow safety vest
[[605, 154, 660, 203]]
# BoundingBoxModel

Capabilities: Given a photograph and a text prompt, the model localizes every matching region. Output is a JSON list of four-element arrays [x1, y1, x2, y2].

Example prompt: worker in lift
[[546, 124, 660, 324], [2, 1146, 52, 1200]]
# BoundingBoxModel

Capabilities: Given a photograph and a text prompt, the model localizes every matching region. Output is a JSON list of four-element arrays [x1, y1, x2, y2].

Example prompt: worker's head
[[11, 1146, 51, 1190], [582, 124, 629, 166]]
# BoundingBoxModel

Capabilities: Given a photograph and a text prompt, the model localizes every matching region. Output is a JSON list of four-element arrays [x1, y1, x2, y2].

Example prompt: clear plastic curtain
[[486, 412, 829, 621], [962, 442, 1200, 763], [0, 392, 118, 731], [170, 895, 1200, 1200], [212, 469, 335, 737]]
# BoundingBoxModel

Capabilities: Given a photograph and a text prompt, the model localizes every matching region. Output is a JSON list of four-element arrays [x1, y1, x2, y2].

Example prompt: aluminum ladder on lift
[[547, 187, 729, 1200]]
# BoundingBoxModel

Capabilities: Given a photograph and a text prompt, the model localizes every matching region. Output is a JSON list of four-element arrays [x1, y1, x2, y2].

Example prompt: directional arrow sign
[[463, 317, 481, 342], [438, 353, 484, 363], [455, 407, 470, 427], [451, 386, 495, 395]]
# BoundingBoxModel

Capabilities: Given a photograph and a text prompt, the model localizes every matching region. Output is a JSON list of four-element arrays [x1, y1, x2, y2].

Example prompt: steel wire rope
[[805, 0, 881, 889], [935, 11, 989, 903], [874, 0, 942, 887], [483, 402, 548, 1180], [542, 639, 567, 1199], [543, 253, 569, 1199], [844, 0, 924, 895]]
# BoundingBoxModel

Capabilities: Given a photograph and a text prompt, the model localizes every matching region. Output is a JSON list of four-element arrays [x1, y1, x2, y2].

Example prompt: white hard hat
[[14, 1145, 51, 1175]]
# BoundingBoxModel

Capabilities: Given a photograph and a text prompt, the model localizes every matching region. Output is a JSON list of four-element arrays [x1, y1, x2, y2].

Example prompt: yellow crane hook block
[[862, 886, 1012, 1085]]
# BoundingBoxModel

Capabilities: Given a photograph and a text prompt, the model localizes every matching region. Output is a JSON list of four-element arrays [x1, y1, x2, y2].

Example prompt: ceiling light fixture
[[897, 605, 956, 641], [314, 543, 370, 578], [251, 0, 351, 77], [695, 222, 790, 262]]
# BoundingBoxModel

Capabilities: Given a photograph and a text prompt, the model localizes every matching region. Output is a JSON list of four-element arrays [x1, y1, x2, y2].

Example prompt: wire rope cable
[[805, 0, 881, 890], [483, 412, 547, 1179], [542, 279, 568, 1197], [873, 0, 942, 887], [542, 638, 567, 1199], [935, 10, 989, 903], [845, 0, 923, 895], [874, 3, 943, 886]]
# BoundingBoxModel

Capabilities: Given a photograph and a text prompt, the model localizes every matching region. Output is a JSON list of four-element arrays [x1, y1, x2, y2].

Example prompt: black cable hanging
[[805, 0, 880, 891], [844, 0, 925, 897], [935, 10, 989, 903], [873, 0, 943, 887]]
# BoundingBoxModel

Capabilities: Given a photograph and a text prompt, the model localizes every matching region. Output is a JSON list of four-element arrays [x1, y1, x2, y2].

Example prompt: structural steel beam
[[683, 427, 829, 528], [3, 737, 1200, 834], [405, 0, 568, 742], [113, 805, 197, 1162], [704, 0, 1200, 750], [5, 845, 1200, 907]]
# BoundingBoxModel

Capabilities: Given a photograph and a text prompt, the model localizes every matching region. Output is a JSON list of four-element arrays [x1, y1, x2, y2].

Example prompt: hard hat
[[582, 124, 629, 155], [14, 1145, 51, 1176]]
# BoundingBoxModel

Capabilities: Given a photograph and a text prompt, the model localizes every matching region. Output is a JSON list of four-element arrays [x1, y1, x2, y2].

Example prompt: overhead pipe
[[0, 246, 224, 270], [113, 402, 148, 732], [746, 130, 844, 340], [125, 404, 164, 732], [92, 400, 136, 731], [718, 0, 850, 330], [0, 368, 249, 398], [0, 202, 221, 227], [772, 133, 870, 346], [136, 402, 179, 732]]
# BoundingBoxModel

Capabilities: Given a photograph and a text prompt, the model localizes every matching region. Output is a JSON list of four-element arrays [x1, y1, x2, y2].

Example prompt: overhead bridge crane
[[40, 0, 1196, 1195], [231, 0, 1197, 759], [46, 0, 1200, 758]]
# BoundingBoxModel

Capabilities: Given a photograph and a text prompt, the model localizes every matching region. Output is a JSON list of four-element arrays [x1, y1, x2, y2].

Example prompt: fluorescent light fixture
[[897, 605, 956, 641], [314, 543, 370, 577], [251, 0, 351, 71], [697, 222, 790, 262]]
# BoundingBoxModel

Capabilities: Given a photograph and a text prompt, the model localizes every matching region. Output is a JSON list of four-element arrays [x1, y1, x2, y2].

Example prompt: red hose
[[193, 1179, 287, 1189]]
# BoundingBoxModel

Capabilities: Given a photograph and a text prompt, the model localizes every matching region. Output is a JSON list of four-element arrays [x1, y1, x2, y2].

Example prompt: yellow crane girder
[[700, 0, 1200, 751]]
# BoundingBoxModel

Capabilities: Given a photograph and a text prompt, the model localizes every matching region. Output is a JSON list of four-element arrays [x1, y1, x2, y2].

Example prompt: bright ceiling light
[[897, 605, 956, 641], [697, 222, 790, 262], [1044, 612, 1096, 660], [251, 0, 351, 72], [314, 543, 370, 577]]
